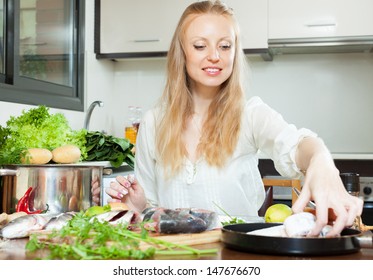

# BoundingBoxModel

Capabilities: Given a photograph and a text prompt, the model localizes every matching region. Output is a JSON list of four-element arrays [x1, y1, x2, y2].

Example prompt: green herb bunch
[[84, 131, 135, 168], [26, 212, 217, 260]]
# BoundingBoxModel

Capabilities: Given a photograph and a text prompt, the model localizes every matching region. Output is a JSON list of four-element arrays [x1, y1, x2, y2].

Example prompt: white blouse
[[134, 96, 317, 217]]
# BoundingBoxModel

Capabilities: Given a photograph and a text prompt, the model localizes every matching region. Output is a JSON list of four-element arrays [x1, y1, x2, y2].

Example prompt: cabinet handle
[[133, 39, 160, 43], [304, 19, 337, 28]]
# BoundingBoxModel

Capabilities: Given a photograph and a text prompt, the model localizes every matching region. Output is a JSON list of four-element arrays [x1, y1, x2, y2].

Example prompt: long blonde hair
[[156, 0, 246, 176]]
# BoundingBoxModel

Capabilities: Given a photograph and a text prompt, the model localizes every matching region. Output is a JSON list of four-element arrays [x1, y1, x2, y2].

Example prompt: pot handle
[[357, 231, 373, 248], [0, 169, 20, 176]]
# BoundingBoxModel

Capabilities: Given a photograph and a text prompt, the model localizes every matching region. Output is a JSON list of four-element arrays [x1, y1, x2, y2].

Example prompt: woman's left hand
[[292, 153, 364, 237]]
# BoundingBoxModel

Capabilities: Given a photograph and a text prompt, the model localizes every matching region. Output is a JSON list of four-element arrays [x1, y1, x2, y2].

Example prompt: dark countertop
[[1, 239, 373, 260]]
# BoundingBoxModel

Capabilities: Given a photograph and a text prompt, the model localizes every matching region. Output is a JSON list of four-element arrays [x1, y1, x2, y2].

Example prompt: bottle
[[124, 106, 137, 144], [340, 173, 360, 197], [133, 107, 142, 132]]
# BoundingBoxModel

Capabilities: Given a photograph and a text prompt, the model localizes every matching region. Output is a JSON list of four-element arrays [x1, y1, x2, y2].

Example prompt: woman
[[106, 0, 363, 236]]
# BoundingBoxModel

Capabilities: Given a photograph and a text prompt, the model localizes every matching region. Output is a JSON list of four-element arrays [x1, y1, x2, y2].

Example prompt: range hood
[[268, 36, 373, 55]]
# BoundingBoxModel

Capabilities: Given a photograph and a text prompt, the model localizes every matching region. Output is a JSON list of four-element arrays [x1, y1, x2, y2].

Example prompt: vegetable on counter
[[20, 148, 53, 164], [16, 187, 48, 214], [51, 144, 81, 164], [0, 105, 135, 167], [84, 131, 134, 168]]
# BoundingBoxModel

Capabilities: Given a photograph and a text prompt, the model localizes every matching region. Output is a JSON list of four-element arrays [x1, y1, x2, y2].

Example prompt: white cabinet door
[[99, 0, 194, 54], [224, 0, 268, 49], [268, 0, 373, 39]]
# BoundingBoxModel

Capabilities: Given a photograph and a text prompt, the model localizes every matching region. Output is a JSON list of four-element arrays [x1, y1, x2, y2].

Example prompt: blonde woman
[[106, 0, 362, 236]]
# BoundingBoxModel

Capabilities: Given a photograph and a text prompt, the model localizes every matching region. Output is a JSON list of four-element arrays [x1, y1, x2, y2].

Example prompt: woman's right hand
[[105, 174, 147, 213]]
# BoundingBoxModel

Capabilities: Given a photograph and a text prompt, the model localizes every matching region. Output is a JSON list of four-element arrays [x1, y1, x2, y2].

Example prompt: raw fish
[[246, 225, 287, 237], [0, 213, 56, 239], [44, 212, 76, 231], [142, 207, 219, 234]]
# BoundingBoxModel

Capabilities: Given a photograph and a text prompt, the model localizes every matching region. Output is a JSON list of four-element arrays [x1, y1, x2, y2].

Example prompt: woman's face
[[183, 14, 236, 93]]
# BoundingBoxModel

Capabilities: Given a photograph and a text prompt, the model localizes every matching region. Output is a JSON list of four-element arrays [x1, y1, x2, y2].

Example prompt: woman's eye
[[193, 45, 205, 50], [220, 44, 232, 50]]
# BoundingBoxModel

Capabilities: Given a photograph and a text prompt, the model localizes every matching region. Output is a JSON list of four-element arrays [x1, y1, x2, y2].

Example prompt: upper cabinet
[[96, 0, 194, 57], [95, 0, 269, 59], [268, 0, 373, 39], [96, 0, 373, 60]]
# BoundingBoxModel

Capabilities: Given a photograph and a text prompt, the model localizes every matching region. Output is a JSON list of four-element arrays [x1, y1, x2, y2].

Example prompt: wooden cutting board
[[147, 230, 221, 245]]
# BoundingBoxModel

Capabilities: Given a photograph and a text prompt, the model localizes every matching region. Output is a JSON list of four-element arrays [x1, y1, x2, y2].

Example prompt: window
[[0, 0, 85, 111], [0, 1, 4, 78]]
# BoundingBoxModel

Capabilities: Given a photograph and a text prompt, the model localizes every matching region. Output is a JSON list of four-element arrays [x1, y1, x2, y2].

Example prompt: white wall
[[109, 52, 373, 155], [248, 53, 373, 154]]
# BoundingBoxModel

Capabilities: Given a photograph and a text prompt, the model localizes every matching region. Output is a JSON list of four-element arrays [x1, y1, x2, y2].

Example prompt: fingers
[[91, 185, 101, 205], [107, 197, 123, 203], [105, 174, 135, 200], [307, 204, 329, 237], [312, 197, 363, 237], [291, 187, 311, 214], [291, 185, 360, 237]]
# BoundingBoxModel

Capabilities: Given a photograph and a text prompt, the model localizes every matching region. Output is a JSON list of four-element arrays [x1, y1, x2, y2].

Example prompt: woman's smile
[[202, 66, 223, 76]]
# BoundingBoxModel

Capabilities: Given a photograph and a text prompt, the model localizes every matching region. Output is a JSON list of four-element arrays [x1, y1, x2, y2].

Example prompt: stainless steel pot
[[0, 164, 103, 214]]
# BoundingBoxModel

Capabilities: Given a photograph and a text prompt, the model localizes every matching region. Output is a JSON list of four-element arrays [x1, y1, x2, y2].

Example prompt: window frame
[[0, 0, 85, 112]]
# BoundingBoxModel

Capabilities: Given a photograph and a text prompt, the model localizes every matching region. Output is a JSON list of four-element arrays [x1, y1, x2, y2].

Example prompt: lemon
[[84, 204, 111, 217], [264, 204, 293, 223]]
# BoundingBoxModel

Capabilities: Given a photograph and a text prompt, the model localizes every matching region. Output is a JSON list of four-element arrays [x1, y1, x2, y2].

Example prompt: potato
[[52, 144, 81, 164], [21, 148, 53, 164]]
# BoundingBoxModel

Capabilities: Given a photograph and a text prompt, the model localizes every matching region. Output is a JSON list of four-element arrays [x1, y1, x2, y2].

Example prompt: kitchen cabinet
[[97, 0, 194, 57], [95, 0, 269, 59], [268, 0, 373, 39]]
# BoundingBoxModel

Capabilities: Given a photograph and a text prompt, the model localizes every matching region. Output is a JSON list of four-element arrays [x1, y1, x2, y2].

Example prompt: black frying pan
[[221, 223, 373, 256]]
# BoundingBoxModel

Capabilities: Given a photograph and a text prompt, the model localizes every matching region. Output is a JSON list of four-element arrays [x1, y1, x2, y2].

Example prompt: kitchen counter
[[1, 239, 372, 260]]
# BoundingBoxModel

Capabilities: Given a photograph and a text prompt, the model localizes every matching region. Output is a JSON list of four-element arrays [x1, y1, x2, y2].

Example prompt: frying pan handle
[[357, 232, 373, 248], [0, 169, 20, 176]]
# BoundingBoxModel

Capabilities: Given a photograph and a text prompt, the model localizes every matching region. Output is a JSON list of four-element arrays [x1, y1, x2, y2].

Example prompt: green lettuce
[[0, 106, 87, 165]]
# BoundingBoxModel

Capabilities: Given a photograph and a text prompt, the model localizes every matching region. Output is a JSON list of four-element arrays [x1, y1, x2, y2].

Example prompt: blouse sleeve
[[134, 109, 159, 206], [246, 96, 318, 178]]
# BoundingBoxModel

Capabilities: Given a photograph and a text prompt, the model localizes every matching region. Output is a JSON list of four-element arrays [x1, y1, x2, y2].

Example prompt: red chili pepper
[[16, 187, 44, 214]]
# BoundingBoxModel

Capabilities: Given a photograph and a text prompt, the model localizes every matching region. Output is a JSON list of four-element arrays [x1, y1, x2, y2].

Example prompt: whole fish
[[142, 207, 219, 234], [0, 213, 57, 239], [43, 212, 76, 231]]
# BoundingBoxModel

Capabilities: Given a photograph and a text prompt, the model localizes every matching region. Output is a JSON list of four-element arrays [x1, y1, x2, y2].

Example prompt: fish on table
[[0, 212, 77, 239], [0, 213, 57, 239], [142, 207, 220, 234]]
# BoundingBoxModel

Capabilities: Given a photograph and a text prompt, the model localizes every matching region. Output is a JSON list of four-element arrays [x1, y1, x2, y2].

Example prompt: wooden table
[[1, 239, 373, 260]]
